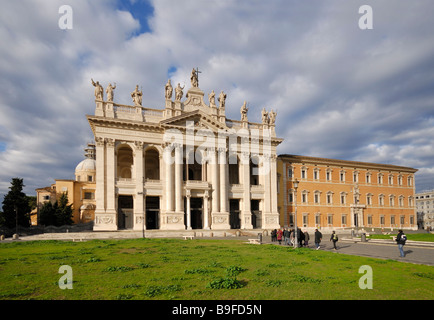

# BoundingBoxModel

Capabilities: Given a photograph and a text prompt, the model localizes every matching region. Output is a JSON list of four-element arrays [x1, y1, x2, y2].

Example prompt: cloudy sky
[[1, 0, 434, 201]]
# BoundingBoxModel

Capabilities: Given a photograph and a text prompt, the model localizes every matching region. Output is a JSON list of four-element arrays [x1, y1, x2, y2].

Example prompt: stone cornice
[[278, 154, 418, 173], [86, 114, 163, 135]]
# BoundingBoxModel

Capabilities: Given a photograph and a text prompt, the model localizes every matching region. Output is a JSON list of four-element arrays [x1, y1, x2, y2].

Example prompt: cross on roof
[[195, 67, 201, 81]]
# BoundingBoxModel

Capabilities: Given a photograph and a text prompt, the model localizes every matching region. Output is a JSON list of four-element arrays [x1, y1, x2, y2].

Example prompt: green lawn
[[0, 238, 433, 300], [368, 233, 434, 242]]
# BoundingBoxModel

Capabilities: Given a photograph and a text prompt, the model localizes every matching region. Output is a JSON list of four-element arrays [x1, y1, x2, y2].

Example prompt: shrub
[[104, 266, 134, 272], [207, 277, 244, 289], [226, 265, 246, 277]]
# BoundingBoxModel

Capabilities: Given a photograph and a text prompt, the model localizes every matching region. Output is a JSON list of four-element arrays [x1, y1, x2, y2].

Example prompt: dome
[[75, 158, 96, 172]]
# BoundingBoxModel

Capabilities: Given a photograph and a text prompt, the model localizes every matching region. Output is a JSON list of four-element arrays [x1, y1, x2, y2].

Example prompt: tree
[[39, 201, 56, 226], [56, 192, 73, 226], [39, 192, 73, 227], [1, 178, 31, 229]]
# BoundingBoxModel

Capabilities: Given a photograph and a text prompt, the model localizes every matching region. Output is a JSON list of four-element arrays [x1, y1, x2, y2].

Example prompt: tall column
[[102, 138, 117, 230], [211, 148, 220, 213], [186, 190, 191, 230], [211, 148, 230, 229], [106, 138, 116, 215], [174, 144, 183, 213], [270, 155, 278, 213], [219, 147, 228, 214], [164, 145, 174, 212], [241, 151, 253, 229], [94, 137, 106, 215], [93, 137, 107, 231], [263, 154, 280, 229], [263, 154, 271, 214], [133, 141, 144, 231], [203, 190, 210, 229]]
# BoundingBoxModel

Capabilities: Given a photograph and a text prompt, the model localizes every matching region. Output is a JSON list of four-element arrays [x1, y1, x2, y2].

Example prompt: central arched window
[[117, 145, 133, 179], [145, 148, 160, 180]]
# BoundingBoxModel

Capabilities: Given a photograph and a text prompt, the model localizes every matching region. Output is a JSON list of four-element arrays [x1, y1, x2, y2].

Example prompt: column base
[[160, 211, 185, 230], [241, 211, 253, 229], [210, 212, 230, 230], [93, 210, 118, 231], [263, 212, 280, 229]]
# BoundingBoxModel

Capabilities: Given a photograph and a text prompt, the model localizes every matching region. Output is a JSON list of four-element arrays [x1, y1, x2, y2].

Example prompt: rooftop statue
[[91, 78, 103, 100], [240, 101, 248, 122], [269, 109, 276, 125], [190, 67, 199, 87], [175, 83, 185, 101], [106, 83, 116, 102], [165, 79, 173, 100], [218, 91, 226, 109], [131, 85, 143, 106], [261, 108, 268, 124], [209, 90, 216, 107]]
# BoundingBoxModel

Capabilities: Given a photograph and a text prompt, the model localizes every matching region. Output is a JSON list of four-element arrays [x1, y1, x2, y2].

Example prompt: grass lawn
[[0, 238, 433, 300], [368, 233, 434, 242]]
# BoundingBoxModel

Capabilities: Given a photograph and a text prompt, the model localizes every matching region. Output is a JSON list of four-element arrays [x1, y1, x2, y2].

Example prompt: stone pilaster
[[133, 141, 144, 231], [241, 151, 253, 229]]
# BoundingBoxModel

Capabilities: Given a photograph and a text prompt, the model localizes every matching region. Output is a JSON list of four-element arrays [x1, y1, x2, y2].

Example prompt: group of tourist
[[270, 228, 339, 250], [270, 228, 409, 257]]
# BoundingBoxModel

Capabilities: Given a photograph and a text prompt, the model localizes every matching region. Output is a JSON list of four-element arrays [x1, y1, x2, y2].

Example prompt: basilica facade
[[87, 70, 283, 231]]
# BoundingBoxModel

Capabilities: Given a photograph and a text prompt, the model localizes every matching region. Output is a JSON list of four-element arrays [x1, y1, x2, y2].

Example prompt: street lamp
[[293, 179, 299, 248]]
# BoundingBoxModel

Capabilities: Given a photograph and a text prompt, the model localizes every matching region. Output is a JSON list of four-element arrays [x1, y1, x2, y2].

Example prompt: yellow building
[[277, 154, 418, 231], [35, 144, 96, 225]]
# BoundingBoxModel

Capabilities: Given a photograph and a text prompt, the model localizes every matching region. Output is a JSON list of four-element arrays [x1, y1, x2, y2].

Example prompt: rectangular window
[[84, 192, 95, 200], [303, 214, 308, 226], [288, 192, 293, 203], [341, 214, 347, 225]]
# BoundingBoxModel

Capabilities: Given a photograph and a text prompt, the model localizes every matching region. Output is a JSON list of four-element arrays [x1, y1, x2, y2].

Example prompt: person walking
[[330, 230, 338, 250], [284, 228, 290, 246], [396, 229, 407, 257], [304, 230, 310, 247], [277, 228, 283, 245], [290, 229, 295, 246], [314, 228, 322, 250], [271, 229, 277, 242]]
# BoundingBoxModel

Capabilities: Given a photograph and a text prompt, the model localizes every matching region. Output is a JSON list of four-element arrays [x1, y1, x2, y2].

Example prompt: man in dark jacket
[[396, 230, 406, 257], [314, 229, 322, 250]]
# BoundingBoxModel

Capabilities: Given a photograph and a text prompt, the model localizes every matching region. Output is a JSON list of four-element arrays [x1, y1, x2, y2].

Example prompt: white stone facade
[[87, 72, 283, 231], [416, 190, 434, 230]]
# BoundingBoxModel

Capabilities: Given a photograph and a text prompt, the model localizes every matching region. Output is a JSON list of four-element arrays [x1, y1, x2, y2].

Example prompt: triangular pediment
[[160, 110, 227, 132]]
